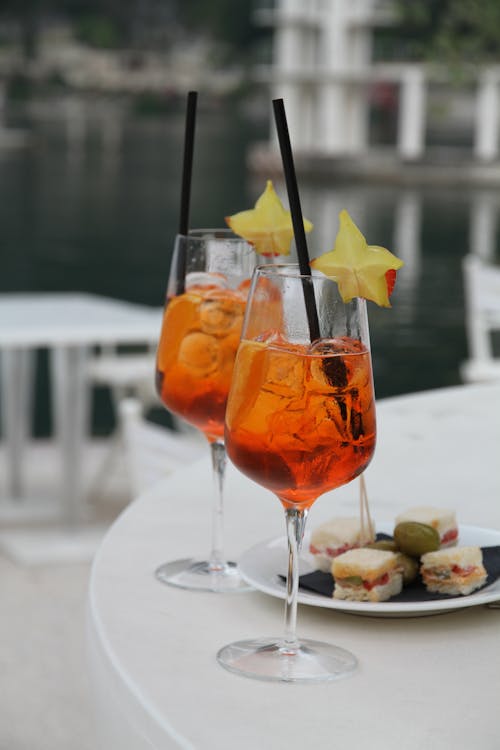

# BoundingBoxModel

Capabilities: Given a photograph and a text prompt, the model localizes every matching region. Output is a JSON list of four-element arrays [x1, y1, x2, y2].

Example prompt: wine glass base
[[216, 637, 357, 683], [155, 558, 252, 593]]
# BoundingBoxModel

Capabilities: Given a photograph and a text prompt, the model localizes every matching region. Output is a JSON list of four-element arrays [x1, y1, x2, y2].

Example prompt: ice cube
[[322, 357, 348, 388], [185, 271, 228, 290], [255, 328, 282, 344], [261, 349, 305, 399], [308, 338, 365, 389], [199, 292, 244, 336], [308, 337, 363, 356], [311, 391, 371, 444], [268, 405, 315, 451], [344, 353, 371, 393], [311, 396, 349, 442]]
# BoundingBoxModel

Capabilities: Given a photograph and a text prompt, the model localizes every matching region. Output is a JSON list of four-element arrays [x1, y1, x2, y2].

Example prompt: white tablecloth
[[87, 383, 500, 750]]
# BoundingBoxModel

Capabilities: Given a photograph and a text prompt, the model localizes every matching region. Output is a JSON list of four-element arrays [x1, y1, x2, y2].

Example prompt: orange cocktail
[[218, 264, 377, 680], [225, 334, 376, 509], [153, 229, 255, 593], [156, 282, 247, 442], [217, 199, 403, 682]]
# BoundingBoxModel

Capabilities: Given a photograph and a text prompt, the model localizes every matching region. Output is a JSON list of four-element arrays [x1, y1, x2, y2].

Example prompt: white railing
[[256, 0, 500, 163]]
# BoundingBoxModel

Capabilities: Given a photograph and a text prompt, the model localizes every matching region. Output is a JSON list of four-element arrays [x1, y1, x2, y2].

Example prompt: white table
[[87, 383, 500, 750], [0, 293, 161, 525]]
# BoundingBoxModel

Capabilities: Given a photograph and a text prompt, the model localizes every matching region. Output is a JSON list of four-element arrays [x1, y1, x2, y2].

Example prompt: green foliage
[[393, 0, 500, 69], [132, 91, 180, 116], [6, 72, 34, 100], [1, 0, 267, 70], [74, 15, 121, 49], [173, 0, 264, 63]]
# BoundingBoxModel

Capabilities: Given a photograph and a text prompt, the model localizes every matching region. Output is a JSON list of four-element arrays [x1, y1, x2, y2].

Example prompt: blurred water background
[[1, 98, 487, 433], [1, 0, 499, 437]]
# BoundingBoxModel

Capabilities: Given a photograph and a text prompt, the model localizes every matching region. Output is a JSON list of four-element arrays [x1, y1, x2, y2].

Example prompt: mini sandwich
[[332, 548, 403, 603], [309, 517, 375, 572], [395, 506, 458, 548], [420, 546, 487, 596]]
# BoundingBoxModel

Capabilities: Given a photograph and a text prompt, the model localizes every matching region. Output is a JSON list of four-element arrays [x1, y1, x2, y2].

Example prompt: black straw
[[176, 91, 198, 294], [179, 90, 197, 235], [272, 98, 320, 342]]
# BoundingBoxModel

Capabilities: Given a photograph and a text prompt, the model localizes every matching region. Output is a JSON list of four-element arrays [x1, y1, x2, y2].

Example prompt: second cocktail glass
[[155, 229, 255, 592], [218, 264, 377, 678]]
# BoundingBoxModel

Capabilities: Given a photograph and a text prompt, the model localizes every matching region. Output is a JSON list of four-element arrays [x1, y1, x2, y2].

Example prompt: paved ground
[[0, 440, 130, 750], [0, 556, 97, 750]]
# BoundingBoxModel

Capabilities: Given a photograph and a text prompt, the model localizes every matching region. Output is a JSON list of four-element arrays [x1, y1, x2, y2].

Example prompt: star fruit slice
[[311, 209, 404, 307], [226, 180, 313, 257]]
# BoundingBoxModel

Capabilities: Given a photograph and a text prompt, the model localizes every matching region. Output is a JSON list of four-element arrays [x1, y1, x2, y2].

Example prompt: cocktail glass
[[217, 264, 376, 678], [155, 229, 255, 592]]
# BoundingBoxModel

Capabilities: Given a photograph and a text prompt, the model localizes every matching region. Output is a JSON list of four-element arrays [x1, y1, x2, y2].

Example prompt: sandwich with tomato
[[309, 516, 375, 572], [331, 548, 403, 603], [420, 546, 487, 596]]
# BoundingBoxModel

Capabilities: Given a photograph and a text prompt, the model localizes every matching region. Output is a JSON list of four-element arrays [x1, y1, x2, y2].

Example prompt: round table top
[[87, 383, 500, 750]]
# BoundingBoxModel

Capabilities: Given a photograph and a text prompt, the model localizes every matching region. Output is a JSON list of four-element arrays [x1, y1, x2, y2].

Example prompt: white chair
[[85, 303, 163, 413], [84, 341, 159, 496], [85, 307, 206, 498], [461, 254, 500, 383], [84, 302, 164, 495], [117, 397, 205, 498], [87, 343, 158, 410]]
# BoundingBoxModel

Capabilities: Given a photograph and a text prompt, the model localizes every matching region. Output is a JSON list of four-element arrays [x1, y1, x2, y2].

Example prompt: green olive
[[395, 552, 419, 585], [393, 521, 440, 558], [365, 539, 399, 552]]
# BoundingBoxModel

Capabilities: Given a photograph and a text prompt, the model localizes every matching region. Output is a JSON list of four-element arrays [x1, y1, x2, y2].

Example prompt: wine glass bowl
[[154, 229, 255, 592], [218, 264, 376, 679]]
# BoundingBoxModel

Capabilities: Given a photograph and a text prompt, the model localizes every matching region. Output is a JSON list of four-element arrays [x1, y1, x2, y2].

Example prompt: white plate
[[239, 523, 500, 618]]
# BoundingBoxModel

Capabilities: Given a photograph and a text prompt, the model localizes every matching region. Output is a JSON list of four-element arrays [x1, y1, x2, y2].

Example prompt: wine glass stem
[[209, 440, 227, 572], [282, 507, 308, 655]]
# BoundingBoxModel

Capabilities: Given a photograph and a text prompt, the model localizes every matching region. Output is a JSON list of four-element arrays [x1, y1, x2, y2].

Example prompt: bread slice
[[331, 548, 403, 603], [395, 506, 458, 547], [309, 516, 375, 572], [420, 546, 487, 596]]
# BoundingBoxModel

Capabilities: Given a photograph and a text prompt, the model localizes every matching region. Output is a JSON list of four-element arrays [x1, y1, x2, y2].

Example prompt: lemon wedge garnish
[[226, 180, 313, 257], [311, 210, 404, 307]]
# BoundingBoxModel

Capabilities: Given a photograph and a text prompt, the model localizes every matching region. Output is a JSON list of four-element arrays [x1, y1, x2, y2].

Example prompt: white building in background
[[254, 0, 500, 163]]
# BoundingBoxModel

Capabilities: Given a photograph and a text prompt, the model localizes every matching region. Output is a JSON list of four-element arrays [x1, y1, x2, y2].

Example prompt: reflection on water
[[292, 177, 500, 402], [1, 99, 499, 434]]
